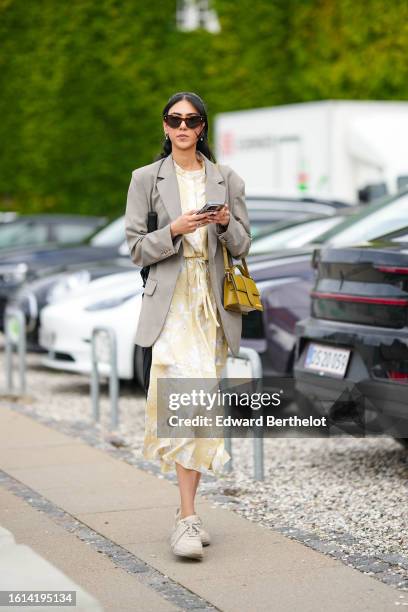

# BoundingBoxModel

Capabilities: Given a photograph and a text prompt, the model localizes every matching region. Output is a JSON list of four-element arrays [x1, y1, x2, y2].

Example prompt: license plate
[[304, 343, 351, 378]]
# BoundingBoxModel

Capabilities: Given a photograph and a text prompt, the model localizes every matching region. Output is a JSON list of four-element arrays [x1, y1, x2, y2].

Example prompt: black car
[[242, 249, 315, 381], [243, 188, 408, 384], [294, 238, 408, 448], [0, 216, 129, 327], [0, 214, 107, 250]]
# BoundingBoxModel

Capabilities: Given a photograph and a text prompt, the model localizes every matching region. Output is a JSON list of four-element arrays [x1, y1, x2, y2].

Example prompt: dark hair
[[154, 91, 216, 162]]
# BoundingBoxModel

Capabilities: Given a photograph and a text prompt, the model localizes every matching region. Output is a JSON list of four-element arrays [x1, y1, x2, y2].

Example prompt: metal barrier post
[[222, 346, 264, 481], [220, 357, 233, 473], [90, 326, 119, 429], [224, 436, 233, 473], [91, 332, 100, 422], [4, 307, 26, 395], [223, 390, 233, 473], [237, 347, 264, 481], [108, 330, 119, 429]]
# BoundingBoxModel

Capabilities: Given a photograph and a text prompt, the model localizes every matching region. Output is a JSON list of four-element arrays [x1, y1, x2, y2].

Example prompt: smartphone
[[195, 201, 225, 215]]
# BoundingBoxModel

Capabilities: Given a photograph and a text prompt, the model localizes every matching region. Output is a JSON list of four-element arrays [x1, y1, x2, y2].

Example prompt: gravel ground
[[1, 335, 408, 592]]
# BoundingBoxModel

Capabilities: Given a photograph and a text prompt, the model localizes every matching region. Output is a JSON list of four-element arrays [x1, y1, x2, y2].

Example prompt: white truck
[[214, 100, 408, 205]]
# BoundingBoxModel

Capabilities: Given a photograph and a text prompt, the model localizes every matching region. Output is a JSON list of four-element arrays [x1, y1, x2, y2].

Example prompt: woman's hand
[[207, 204, 230, 229], [170, 209, 211, 238]]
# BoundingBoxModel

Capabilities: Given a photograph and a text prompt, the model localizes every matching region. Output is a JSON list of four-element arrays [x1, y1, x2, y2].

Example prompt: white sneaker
[[175, 507, 211, 547], [170, 514, 203, 559]]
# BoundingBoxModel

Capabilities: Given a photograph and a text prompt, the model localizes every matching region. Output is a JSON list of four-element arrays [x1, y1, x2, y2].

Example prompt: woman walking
[[125, 91, 251, 560]]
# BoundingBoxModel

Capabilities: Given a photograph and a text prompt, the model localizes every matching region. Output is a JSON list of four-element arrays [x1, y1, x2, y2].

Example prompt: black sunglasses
[[164, 113, 205, 129]]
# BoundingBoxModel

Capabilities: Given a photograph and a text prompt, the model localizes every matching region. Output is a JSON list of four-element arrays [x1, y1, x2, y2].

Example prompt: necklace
[[172, 152, 204, 172]]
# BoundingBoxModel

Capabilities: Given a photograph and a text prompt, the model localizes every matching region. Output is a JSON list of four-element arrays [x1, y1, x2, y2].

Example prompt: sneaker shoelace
[[176, 511, 202, 529], [184, 520, 201, 538]]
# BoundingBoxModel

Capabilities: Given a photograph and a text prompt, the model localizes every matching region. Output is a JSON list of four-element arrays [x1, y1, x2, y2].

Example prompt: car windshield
[[249, 217, 343, 254], [90, 216, 125, 247], [313, 191, 408, 247]]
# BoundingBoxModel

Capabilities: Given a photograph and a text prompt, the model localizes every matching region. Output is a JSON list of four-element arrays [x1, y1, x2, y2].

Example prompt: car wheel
[[133, 345, 144, 389], [393, 437, 408, 450]]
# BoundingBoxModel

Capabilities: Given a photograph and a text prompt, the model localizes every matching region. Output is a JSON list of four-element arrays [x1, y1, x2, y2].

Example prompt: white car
[[39, 270, 145, 384]]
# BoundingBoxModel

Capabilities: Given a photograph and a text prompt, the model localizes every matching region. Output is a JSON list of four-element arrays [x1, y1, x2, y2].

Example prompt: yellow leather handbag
[[222, 244, 263, 314]]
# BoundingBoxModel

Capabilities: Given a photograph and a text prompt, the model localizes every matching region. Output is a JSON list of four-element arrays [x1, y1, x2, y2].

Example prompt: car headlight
[[46, 271, 91, 303], [0, 263, 28, 285], [85, 292, 141, 311]]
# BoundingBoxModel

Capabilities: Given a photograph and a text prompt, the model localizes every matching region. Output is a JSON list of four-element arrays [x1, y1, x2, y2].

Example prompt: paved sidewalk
[[0, 405, 404, 611]]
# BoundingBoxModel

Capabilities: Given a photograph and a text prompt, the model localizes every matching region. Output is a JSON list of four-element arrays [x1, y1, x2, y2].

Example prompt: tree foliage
[[0, 0, 407, 216]]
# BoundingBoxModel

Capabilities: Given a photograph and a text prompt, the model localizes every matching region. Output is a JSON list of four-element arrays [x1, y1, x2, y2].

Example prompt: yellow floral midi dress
[[142, 154, 231, 476]]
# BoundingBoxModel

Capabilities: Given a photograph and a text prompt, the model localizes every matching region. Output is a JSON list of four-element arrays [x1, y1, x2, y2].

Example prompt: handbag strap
[[222, 243, 232, 271], [216, 163, 251, 278], [222, 243, 251, 277]]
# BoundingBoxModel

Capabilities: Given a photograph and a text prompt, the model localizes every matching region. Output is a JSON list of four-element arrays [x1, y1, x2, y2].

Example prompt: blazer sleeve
[[216, 169, 251, 259], [125, 169, 183, 267]]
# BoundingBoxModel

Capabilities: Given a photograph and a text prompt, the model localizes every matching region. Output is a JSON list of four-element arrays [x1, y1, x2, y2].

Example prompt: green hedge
[[0, 0, 407, 217]]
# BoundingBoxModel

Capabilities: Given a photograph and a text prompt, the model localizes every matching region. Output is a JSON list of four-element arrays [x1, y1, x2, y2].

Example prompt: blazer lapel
[[156, 152, 226, 259], [156, 154, 182, 221]]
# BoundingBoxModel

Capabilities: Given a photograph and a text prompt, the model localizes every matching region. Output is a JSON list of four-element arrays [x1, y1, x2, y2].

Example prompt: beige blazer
[[124, 151, 251, 357]]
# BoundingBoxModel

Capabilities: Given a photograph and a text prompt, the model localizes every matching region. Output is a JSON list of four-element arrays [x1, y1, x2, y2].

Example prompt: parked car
[[7, 258, 136, 351], [36, 191, 407, 392], [39, 271, 145, 385], [36, 251, 315, 390], [249, 215, 345, 255], [246, 196, 349, 237], [0, 200, 345, 327], [293, 237, 408, 448], [0, 216, 130, 327], [243, 250, 315, 386], [0, 214, 107, 251], [243, 189, 408, 383]]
